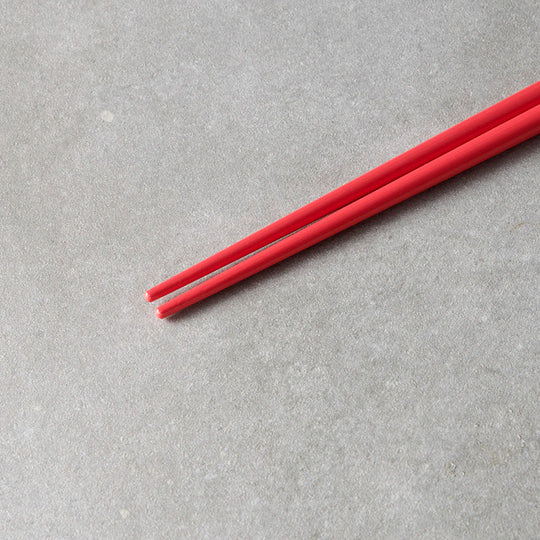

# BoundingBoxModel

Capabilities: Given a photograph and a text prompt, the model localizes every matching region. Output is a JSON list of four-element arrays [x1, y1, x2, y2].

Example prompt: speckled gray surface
[[1, 1, 539, 538]]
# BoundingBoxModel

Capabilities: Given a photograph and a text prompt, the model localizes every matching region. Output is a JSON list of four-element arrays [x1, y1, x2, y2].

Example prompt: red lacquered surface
[[146, 81, 540, 302], [155, 104, 540, 318]]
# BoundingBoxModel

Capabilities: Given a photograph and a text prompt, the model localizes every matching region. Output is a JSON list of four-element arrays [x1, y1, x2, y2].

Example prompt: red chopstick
[[146, 81, 540, 302], [155, 103, 540, 318]]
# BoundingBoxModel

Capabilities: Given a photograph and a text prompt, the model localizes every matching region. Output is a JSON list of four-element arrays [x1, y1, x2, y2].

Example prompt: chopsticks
[[146, 81, 540, 304], [153, 102, 540, 318]]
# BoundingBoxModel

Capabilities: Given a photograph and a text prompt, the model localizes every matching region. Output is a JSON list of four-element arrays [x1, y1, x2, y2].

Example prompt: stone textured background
[[1, 1, 538, 537]]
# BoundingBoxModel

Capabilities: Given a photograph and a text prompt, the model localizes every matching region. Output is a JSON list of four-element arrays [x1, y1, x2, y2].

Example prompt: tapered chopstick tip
[[145, 290, 154, 302], [155, 306, 166, 319]]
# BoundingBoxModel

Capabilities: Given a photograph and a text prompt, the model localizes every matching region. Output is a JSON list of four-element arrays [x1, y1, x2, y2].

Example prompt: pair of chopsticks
[[146, 81, 540, 318]]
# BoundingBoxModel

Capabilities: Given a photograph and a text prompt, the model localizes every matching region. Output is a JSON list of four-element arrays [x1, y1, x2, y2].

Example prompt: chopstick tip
[[145, 290, 154, 302], [155, 306, 166, 319]]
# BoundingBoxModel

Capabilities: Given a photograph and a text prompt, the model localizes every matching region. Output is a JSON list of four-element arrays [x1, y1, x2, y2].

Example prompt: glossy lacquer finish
[[154, 103, 540, 318]]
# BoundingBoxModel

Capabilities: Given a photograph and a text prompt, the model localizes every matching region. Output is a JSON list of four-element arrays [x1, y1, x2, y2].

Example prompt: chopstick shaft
[[146, 81, 540, 302], [155, 103, 540, 318]]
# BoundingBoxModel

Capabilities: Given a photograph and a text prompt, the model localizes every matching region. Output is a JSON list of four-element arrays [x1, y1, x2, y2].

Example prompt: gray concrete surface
[[1, 1, 539, 538]]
